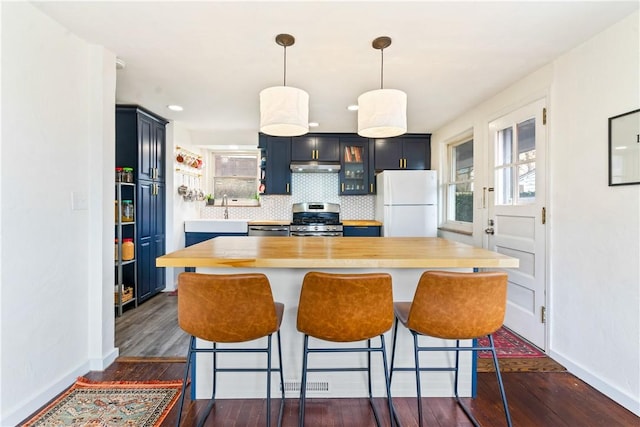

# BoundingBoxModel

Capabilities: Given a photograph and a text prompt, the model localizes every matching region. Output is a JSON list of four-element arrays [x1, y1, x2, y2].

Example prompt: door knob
[[485, 227, 495, 235]]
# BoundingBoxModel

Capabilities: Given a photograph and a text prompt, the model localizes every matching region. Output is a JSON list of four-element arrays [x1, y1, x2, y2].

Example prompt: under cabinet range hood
[[290, 161, 341, 173]]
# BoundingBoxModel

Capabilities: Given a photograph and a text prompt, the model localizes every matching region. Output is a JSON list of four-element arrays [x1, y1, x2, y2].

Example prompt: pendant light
[[260, 34, 309, 137], [357, 36, 407, 138]]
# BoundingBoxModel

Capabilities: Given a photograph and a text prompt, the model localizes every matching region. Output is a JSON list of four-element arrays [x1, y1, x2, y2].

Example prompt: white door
[[487, 99, 547, 350]]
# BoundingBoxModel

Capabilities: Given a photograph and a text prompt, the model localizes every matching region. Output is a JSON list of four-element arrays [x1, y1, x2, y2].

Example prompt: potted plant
[[205, 194, 215, 206]]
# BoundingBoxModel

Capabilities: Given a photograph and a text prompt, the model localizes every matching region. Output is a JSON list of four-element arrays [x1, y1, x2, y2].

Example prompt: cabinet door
[[291, 135, 340, 162], [136, 180, 165, 301], [153, 121, 166, 181], [152, 181, 166, 293], [138, 114, 155, 181], [340, 138, 372, 195], [291, 136, 316, 161], [265, 137, 291, 194], [137, 238, 153, 301], [403, 137, 430, 170], [137, 181, 153, 301], [343, 226, 381, 237], [315, 136, 340, 162], [374, 138, 404, 170]]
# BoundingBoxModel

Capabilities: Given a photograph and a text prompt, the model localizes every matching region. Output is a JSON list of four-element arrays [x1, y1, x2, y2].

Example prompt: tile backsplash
[[200, 173, 375, 220]]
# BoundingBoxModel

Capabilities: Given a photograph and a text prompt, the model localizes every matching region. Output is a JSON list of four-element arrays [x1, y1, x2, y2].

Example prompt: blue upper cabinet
[[340, 136, 375, 195], [259, 134, 292, 195], [116, 105, 168, 182], [374, 134, 431, 171], [291, 134, 340, 162]]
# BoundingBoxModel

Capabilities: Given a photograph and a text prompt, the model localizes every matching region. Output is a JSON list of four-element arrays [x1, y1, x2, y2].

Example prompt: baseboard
[[1, 361, 91, 426], [548, 349, 640, 417], [90, 347, 119, 371]]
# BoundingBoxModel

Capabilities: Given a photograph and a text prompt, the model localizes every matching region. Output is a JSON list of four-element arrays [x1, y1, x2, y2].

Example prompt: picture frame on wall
[[608, 108, 640, 186]]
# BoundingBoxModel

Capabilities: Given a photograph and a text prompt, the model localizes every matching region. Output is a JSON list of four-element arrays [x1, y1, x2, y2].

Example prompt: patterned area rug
[[478, 326, 545, 358], [477, 357, 566, 372], [21, 377, 183, 426]]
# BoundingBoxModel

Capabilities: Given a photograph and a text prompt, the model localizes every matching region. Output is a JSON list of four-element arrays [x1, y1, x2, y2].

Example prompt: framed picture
[[609, 108, 640, 186]]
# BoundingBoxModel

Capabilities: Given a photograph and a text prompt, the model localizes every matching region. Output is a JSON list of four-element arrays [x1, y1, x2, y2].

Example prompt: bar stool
[[296, 271, 395, 427], [175, 272, 285, 427], [390, 270, 512, 427]]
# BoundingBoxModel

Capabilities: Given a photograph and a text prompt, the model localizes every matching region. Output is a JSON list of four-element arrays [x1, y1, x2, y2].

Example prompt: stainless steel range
[[290, 202, 343, 236]]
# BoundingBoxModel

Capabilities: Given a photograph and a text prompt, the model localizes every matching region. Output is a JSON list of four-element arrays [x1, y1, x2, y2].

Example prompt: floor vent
[[283, 381, 329, 392]]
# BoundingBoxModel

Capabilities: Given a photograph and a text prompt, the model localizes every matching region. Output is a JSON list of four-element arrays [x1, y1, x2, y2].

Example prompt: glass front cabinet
[[340, 137, 375, 195]]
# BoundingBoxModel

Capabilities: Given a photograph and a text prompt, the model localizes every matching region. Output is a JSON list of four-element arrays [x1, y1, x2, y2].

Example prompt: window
[[209, 151, 260, 205], [495, 117, 536, 205], [445, 137, 474, 230]]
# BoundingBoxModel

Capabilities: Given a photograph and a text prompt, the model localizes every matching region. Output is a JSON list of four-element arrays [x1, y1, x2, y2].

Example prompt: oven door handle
[[291, 232, 343, 237]]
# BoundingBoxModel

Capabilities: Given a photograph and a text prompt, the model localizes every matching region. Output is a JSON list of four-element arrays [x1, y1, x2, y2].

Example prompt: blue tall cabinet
[[116, 105, 168, 304]]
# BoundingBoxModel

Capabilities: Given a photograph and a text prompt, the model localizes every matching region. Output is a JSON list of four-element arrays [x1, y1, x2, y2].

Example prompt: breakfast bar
[[157, 236, 518, 400]]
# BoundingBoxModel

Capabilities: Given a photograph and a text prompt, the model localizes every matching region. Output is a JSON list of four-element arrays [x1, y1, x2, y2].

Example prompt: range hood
[[290, 161, 341, 173]]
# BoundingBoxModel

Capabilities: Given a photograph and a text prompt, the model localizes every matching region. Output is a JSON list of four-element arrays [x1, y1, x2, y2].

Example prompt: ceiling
[[35, 1, 638, 148]]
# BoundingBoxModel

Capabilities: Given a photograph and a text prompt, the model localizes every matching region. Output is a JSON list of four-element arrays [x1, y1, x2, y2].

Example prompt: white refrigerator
[[375, 170, 438, 237]]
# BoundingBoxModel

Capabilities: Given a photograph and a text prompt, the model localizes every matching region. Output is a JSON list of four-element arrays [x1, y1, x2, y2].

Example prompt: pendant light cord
[[283, 46, 287, 86], [380, 48, 384, 90]]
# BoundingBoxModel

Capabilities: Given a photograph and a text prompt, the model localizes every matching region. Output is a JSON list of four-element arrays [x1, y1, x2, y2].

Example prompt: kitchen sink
[[184, 219, 249, 233]]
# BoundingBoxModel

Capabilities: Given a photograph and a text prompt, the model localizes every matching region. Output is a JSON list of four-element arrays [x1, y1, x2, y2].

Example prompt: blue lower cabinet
[[184, 232, 248, 271], [343, 226, 381, 237]]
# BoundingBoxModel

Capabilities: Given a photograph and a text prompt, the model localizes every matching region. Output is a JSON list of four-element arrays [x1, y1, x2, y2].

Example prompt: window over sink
[[209, 151, 260, 206]]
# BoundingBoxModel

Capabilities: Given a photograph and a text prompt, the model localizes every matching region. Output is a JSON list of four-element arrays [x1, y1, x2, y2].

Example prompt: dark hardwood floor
[[82, 360, 638, 426], [111, 293, 639, 426]]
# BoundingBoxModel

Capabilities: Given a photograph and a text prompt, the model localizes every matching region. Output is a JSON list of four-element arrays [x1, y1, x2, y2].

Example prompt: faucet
[[222, 194, 229, 219]]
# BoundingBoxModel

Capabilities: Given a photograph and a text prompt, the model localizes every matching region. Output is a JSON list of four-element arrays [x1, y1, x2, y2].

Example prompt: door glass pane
[[343, 145, 365, 192], [518, 118, 536, 162], [518, 162, 536, 202], [496, 167, 513, 205], [497, 127, 513, 166], [454, 182, 473, 222]]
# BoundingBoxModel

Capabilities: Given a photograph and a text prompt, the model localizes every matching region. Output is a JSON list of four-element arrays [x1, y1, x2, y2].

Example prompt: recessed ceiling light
[[167, 105, 183, 111], [347, 104, 359, 111], [309, 122, 319, 127]]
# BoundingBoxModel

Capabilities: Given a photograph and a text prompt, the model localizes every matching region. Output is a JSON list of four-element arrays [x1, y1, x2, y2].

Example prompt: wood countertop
[[342, 220, 382, 226], [157, 236, 518, 269]]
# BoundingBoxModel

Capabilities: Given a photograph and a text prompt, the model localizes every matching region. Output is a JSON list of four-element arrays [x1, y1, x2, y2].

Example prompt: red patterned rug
[[478, 326, 545, 358], [21, 377, 183, 426]]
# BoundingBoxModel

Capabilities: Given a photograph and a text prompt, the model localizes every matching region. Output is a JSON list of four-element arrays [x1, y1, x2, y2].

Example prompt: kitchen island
[[157, 236, 518, 400]]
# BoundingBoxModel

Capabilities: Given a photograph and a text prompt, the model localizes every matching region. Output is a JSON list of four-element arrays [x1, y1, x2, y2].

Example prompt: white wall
[[0, 3, 116, 425], [432, 12, 639, 415], [548, 12, 639, 415]]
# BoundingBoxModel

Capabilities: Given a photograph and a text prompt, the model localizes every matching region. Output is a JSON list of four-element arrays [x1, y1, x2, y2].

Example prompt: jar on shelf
[[122, 167, 134, 183], [114, 201, 118, 222], [114, 238, 118, 260], [121, 200, 134, 222], [115, 167, 123, 182], [122, 238, 134, 261]]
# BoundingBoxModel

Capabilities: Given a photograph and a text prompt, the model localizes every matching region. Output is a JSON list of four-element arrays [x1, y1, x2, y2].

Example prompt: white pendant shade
[[260, 86, 309, 137], [357, 88, 407, 138]]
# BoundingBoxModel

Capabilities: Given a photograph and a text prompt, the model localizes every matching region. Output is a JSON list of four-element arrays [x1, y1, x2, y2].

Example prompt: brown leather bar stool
[[297, 271, 396, 427], [175, 272, 285, 427], [390, 270, 512, 427]]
